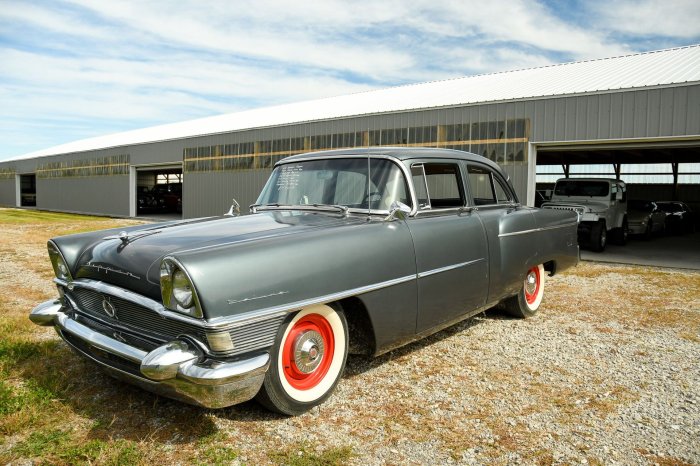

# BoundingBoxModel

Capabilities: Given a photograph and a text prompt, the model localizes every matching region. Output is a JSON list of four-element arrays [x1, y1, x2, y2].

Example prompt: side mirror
[[384, 201, 411, 221], [615, 192, 623, 201], [225, 198, 241, 217]]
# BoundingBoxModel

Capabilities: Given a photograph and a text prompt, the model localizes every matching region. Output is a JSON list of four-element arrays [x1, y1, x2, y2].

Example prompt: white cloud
[[588, 0, 700, 39], [0, 0, 698, 160]]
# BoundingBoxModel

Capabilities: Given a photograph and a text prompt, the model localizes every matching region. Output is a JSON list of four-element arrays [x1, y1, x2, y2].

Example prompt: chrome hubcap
[[293, 330, 324, 374], [525, 272, 538, 295]]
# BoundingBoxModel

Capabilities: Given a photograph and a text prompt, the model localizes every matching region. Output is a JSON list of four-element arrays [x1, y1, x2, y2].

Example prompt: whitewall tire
[[256, 304, 348, 415]]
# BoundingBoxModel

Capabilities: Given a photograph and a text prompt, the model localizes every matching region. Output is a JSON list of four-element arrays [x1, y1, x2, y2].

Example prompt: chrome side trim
[[417, 259, 485, 279], [206, 273, 417, 329], [498, 221, 579, 238], [59, 272, 419, 333]]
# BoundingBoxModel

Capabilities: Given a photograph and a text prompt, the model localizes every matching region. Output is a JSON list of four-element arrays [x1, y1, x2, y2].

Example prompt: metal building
[[1, 45, 699, 219]]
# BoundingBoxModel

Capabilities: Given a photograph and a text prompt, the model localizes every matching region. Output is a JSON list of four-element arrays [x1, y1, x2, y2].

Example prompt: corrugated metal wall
[[0, 178, 15, 206], [37, 176, 130, 216], [0, 84, 697, 217]]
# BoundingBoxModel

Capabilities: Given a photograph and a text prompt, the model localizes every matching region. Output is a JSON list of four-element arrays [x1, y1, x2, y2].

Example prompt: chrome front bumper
[[29, 299, 270, 409]]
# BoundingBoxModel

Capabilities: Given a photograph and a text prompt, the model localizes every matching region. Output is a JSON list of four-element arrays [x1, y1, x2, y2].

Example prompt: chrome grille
[[229, 316, 285, 356], [67, 287, 206, 343], [64, 282, 285, 357]]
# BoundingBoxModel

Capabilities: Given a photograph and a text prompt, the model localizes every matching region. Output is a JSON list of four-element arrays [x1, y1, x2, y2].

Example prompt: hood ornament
[[118, 231, 129, 244]]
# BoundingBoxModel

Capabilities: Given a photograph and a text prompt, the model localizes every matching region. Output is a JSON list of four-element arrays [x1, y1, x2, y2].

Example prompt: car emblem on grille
[[102, 296, 117, 318]]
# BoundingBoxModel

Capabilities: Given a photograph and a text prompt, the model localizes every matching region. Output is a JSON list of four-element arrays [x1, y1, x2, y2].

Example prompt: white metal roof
[[12, 44, 700, 161]]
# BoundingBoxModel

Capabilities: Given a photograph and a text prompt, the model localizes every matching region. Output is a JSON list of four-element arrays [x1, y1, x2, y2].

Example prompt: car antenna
[[367, 144, 371, 221]]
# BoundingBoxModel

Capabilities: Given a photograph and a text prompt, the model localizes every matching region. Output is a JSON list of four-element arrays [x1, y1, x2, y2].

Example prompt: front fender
[[172, 219, 417, 321]]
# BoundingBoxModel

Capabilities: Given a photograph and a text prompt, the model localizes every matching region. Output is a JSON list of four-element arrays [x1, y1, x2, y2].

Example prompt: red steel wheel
[[280, 312, 335, 391], [504, 264, 545, 318], [524, 265, 542, 307], [257, 304, 348, 415]]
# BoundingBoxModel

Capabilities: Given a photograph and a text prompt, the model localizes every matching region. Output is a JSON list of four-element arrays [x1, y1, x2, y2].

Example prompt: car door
[[407, 161, 489, 334], [465, 163, 538, 302]]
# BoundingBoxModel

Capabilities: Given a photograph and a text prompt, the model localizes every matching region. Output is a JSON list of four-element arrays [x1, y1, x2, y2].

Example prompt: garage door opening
[[534, 142, 700, 269], [135, 167, 182, 220], [20, 174, 36, 207]]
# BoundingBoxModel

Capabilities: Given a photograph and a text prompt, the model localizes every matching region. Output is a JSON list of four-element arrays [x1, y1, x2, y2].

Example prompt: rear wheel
[[504, 264, 545, 318], [256, 304, 348, 415], [611, 217, 628, 245]]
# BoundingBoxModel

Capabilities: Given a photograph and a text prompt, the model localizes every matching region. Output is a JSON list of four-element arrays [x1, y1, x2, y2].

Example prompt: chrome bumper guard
[[29, 299, 270, 408]]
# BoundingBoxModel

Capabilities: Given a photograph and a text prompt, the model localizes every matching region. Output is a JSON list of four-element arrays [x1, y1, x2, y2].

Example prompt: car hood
[[544, 198, 610, 213], [627, 211, 650, 222], [66, 211, 365, 299]]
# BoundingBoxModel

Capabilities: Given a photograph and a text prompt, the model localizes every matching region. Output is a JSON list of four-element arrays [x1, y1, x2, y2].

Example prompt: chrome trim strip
[[498, 221, 579, 238], [417, 258, 485, 279], [59, 272, 419, 333], [206, 273, 417, 329], [56, 311, 148, 363]]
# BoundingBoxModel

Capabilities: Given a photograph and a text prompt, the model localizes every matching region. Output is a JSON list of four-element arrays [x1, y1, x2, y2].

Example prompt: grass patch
[[8, 430, 145, 465], [268, 443, 354, 466], [0, 208, 107, 224]]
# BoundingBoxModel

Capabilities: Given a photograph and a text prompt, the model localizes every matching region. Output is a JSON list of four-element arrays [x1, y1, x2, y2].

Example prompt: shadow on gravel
[[17, 305, 518, 439], [343, 306, 511, 378], [16, 340, 287, 443]]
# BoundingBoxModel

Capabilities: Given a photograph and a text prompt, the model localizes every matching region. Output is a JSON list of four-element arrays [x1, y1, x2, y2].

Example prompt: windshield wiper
[[253, 203, 348, 215]]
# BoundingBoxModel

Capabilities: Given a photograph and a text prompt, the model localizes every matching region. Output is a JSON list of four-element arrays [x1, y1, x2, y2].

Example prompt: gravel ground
[[2, 213, 699, 465], [206, 262, 699, 465]]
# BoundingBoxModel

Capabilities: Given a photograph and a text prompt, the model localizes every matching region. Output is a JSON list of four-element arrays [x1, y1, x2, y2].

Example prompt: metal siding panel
[[529, 100, 545, 141], [672, 86, 688, 135], [630, 91, 646, 137], [0, 179, 16, 206], [621, 92, 636, 138], [543, 100, 557, 141], [646, 89, 662, 137], [687, 85, 700, 134], [554, 99, 567, 140], [659, 88, 675, 135], [586, 95, 600, 139], [564, 98, 577, 140], [574, 97, 587, 140], [36, 176, 130, 216], [609, 93, 624, 138], [597, 93, 612, 139]]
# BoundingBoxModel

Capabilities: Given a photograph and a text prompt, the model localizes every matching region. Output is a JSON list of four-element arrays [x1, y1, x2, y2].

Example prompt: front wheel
[[589, 221, 607, 252], [256, 304, 348, 415], [504, 264, 545, 318]]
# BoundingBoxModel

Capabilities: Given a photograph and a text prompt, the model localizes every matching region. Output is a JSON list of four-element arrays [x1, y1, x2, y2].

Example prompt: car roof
[[279, 147, 503, 171], [555, 177, 623, 183]]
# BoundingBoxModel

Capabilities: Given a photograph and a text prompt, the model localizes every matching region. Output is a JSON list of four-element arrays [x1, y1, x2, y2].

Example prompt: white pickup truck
[[541, 178, 628, 252]]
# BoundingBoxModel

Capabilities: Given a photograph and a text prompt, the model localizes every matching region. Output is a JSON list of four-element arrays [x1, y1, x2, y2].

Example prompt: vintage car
[[29, 148, 579, 415], [627, 200, 667, 238], [656, 201, 696, 234]]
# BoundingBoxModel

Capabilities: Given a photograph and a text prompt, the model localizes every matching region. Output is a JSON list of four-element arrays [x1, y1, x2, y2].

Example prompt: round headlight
[[56, 259, 70, 279], [172, 269, 194, 308]]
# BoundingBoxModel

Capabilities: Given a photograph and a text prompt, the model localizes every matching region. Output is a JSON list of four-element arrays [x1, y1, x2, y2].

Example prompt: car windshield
[[629, 200, 653, 212], [256, 158, 411, 211], [657, 203, 682, 213], [554, 180, 609, 197]]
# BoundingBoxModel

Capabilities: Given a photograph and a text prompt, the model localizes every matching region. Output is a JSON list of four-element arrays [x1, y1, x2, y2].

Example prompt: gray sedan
[[30, 147, 579, 415]]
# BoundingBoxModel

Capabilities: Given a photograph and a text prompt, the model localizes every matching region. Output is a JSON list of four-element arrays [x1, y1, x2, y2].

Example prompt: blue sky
[[1, 0, 699, 161]]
